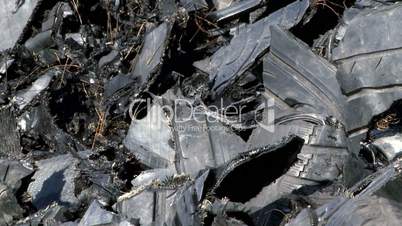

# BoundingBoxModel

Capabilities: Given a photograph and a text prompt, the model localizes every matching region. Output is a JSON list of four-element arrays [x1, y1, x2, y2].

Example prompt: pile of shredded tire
[[2, 0, 402, 225]]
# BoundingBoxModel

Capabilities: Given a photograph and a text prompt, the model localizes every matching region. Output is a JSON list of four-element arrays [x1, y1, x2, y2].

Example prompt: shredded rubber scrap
[[1, 0, 402, 225]]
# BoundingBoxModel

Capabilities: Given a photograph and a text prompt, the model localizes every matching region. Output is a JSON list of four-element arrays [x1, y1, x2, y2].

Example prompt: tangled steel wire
[[376, 113, 400, 131]]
